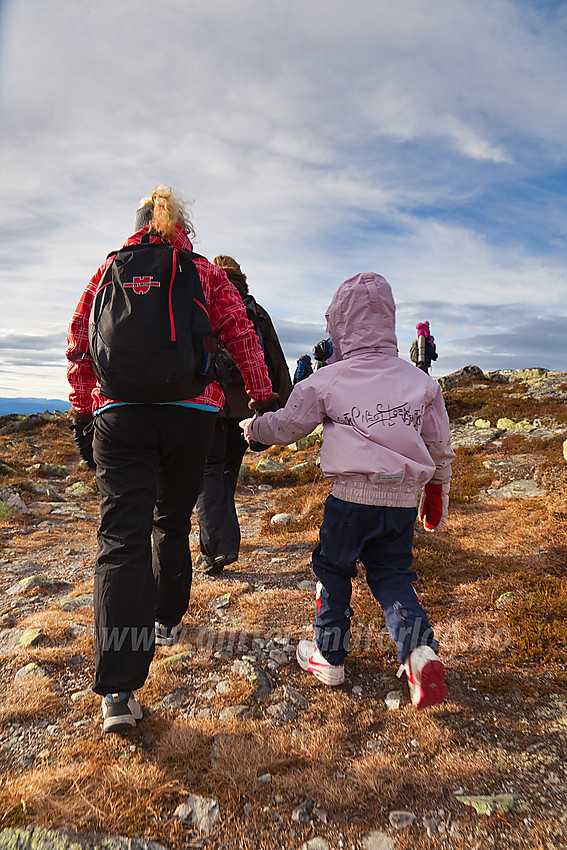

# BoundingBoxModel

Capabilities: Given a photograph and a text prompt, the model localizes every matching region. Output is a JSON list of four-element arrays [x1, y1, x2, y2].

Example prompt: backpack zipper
[[169, 249, 179, 342]]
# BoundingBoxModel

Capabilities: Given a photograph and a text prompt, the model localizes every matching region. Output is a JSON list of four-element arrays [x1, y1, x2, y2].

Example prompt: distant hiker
[[293, 354, 313, 384], [194, 255, 291, 576], [410, 320, 438, 373], [242, 273, 454, 709], [312, 338, 333, 369], [66, 185, 275, 734]]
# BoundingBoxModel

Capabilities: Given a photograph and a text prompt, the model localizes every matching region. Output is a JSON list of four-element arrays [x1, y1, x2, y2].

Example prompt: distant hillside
[[0, 398, 70, 416]]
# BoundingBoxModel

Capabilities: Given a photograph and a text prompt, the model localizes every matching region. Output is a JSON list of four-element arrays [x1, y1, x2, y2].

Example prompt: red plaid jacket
[[66, 225, 272, 414]]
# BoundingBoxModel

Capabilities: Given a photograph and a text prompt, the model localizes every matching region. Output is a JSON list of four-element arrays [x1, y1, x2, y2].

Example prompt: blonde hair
[[137, 184, 195, 242]]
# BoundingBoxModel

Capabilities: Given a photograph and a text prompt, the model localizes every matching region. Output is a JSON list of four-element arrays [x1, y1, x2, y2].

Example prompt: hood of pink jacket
[[325, 273, 398, 359]]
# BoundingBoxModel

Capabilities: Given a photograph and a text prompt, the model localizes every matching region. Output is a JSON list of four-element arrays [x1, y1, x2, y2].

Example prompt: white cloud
[[1, 0, 566, 397]]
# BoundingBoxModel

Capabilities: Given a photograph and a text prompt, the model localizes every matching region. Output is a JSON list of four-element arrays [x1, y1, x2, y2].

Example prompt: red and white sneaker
[[399, 646, 447, 709], [296, 640, 345, 686]]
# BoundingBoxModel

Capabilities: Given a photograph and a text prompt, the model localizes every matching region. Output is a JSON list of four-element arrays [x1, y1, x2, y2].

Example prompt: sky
[[1, 0, 566, 400]]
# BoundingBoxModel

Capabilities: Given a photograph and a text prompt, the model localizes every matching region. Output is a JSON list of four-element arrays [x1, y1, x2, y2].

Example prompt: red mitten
[[418, 483, 450, 532]]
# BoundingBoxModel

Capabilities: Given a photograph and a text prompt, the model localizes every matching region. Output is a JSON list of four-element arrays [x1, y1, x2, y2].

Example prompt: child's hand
[[239, 416, 271, 452], [239, 417, 255, 443], [418, 483, 450, 532]]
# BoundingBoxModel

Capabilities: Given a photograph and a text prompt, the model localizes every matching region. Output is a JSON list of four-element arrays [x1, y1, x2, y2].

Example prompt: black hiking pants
[[92, 404, 216, 696], [194, 416, 248, 562]]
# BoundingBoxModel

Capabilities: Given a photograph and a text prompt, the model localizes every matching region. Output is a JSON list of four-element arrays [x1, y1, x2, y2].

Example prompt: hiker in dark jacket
[[194, 255, 292, 575], [293, 354, 313, 384], [66, 187, 275, 733], [313, 338, 333, 369], [410, 321, 438, 373]]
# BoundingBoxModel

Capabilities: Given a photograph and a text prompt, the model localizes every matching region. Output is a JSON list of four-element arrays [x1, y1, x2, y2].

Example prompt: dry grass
[[0, 678, 65, 725], [443, 380, 567, 426], [1, 386, 567, 847]]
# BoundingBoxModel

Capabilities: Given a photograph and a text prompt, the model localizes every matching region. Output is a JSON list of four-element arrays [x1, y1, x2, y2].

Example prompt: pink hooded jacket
[[248, 273, 454, 508]]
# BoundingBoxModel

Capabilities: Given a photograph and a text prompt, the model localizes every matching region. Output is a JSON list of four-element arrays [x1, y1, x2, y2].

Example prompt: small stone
[[216, 680, 231, 695], [161, 650, 195, 666], [291, 799, 313, 824], [19, 628, 42, 647], [362, 832, 395, 850], [64, 482, 91, 497], [298, 580, 316, 592], [231, 659, 273, 700], [267, 701, 296, 722], [256, 458, 286, 472], [238, 465, 251, 483], [161, 689, 185, 708], [384, 690, 403, 710], [352, 685, 363, 696], [71, 688, 92, 702], [312, 806, 328, 824], [388, 810, 416, 829], [219, 704, 253, 722], [262, 805, 283, 822], [0, 613, 17, 628], [209, 593, 231, 610], [59, 594, 93, 611], [174, 794, 220, 834], [423, 815, 439, 836], [257, 773, 272, 784], [14, 662, 48, 680], [268, 648, 289, 665], [258, 484, 273, 491], [495, 591, 515, 609], [270, 513, 292, 526], [283, 684, 309, 710]]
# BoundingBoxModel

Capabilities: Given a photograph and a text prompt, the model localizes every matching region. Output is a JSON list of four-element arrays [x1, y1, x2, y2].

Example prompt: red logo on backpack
[[124, 276, 161, 295]]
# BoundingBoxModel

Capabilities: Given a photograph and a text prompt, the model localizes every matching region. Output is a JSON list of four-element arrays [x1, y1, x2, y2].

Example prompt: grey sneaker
[[101, 692, 143, 734], [155, 620, 183, 646]]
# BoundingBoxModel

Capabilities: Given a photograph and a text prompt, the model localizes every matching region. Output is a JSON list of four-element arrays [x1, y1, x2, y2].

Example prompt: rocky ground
[[0, 367, 566, 850]]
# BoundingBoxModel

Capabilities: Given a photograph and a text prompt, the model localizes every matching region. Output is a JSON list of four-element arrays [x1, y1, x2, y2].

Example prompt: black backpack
[[88, 237, 218, 403]]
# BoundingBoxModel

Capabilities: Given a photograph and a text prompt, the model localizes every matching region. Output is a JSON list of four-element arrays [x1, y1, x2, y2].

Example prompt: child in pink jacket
[[242, 273, 454, 708]]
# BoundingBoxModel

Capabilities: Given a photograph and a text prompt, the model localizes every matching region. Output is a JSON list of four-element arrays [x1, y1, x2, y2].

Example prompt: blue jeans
[[312, 494, 438, 665]]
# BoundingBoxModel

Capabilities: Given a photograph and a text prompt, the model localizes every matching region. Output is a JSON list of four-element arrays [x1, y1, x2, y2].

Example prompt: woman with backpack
[[410, 320, 438, 373], [66, 186, 276, 733], [194, 255, 292, 575]]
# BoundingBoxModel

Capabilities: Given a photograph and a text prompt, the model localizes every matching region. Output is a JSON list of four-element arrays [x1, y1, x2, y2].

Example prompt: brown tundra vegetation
[[0, 366, 566, 850]]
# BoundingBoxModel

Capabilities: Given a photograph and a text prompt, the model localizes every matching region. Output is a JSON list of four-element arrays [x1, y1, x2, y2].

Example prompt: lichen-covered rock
[[455, 792, 514, 815], [256, 458, 286, 472], [0, 828, 169, 850]]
